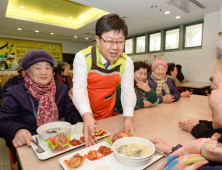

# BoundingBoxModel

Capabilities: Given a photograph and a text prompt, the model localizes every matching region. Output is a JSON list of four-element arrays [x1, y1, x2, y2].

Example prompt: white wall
[[220, 6, 222, 32], [0, 35, 86, 54], [129, 11, 220, 82]]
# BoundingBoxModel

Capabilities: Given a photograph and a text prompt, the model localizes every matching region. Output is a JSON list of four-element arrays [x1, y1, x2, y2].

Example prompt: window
[[185, 23, 203, 48], [165, 28, 179, 50], [149, 32, 161, 52], [136, 36, 145, 53], [125, 38, 133, 54]]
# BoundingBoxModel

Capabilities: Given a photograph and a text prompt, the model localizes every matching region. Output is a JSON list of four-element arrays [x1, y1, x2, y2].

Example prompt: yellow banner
[[0, 38, 62, 60]]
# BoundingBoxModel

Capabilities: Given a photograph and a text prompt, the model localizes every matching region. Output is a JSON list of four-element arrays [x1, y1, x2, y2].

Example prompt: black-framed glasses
[[100, 37, 126, 47]]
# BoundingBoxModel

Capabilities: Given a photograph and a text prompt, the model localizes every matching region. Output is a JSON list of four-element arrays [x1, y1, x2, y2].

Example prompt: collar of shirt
[[100, 54, 112, 70]]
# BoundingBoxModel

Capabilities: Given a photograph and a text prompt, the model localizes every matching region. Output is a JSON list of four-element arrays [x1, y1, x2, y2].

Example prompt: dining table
[[16, 94, 212, 170]]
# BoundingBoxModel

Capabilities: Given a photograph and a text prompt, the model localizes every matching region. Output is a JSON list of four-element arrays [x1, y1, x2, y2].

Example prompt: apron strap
[[91, 46, 97, 66]]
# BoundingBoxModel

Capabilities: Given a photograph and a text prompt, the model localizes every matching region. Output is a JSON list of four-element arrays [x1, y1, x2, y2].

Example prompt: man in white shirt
[[73, 14, 136, 147]]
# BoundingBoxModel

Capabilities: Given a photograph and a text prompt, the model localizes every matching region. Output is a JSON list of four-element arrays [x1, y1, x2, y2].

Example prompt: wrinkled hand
[[124, 117, 135, 134], [136, 80, 151, 92], [149, 138, 172, 155], [82, 112, 97, 147], [12, 129, 33, 148], [181, 90, 192, 97], [162, 94, 175, 103], [143, 100, 153, 107], [178, 119, 199, 132]]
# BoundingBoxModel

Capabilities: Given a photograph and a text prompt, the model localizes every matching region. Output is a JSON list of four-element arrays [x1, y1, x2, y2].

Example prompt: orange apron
[[87, 46, 120, 120]]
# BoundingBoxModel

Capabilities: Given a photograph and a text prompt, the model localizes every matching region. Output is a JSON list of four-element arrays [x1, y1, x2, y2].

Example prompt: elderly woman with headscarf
[[148, 60, 181, 103], [0, 50, 82, 148]]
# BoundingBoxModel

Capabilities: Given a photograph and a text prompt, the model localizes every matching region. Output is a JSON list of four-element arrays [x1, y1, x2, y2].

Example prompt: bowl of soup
[[36, 121, 71, 140], [112, 137, 155, 167]]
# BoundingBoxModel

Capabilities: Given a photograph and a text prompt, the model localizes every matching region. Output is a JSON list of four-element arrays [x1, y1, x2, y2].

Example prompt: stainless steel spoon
[[32, 137, 45, 153]]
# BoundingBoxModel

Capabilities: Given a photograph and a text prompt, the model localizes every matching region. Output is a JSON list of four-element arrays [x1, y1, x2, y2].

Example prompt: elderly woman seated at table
[[54, 62, 72, 92], [114, 61, 159, 113], [167, 62, 192, 97], [0, 50, 82, 148], [148, 60, 180, 103], [150, 36, 222, 169], [0, 63, 26, 100]]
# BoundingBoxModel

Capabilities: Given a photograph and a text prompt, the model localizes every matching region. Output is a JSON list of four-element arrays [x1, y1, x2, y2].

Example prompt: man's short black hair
[[95, 14, 128, 38]]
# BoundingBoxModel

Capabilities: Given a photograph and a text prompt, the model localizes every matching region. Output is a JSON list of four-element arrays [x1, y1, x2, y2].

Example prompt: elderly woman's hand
[[143, 100, 153, 107], [12, 129, 33, 148], [178, 119, 199, 132], [162, 94, 175, 103], [149, 138, 172, 155], [136, 80, 151, 92], [181, 91, 192, 97]]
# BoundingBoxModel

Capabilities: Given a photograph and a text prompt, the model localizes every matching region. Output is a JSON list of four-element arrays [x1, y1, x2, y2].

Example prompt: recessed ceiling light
[[35, 30, 39, 33], [165, 11, 170, 14], [74, 36, 77, 38], [85, 37, 89, 40], [176, 16, 181, 19], [17, 28, 22, 31], [20, 6, 26, 8], [151, 5, 157, 9], [50, 33, 54, 35], [68, 16, 72, 19]]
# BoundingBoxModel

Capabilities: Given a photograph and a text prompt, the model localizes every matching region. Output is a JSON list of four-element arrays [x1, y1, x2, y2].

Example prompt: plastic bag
[[45, 133, 71, 151], [105, 130, 135, 146]]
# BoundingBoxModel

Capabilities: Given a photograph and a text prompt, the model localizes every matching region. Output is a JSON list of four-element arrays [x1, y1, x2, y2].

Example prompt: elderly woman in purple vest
[[148, 60, 181, 103]]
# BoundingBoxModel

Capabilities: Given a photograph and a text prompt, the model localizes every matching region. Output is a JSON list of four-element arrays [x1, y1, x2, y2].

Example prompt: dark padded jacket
[[0, 81, 82, 147]]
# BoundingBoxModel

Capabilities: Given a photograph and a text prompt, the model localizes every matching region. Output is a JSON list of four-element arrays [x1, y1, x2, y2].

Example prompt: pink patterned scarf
[[25, 75, 59, 127]]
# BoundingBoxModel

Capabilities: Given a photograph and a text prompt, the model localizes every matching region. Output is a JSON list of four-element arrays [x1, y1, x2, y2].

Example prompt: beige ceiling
[[0, 0, 222, 43]]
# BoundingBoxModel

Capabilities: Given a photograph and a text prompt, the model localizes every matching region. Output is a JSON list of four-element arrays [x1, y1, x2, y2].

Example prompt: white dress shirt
[[73, 49, 136, 117]]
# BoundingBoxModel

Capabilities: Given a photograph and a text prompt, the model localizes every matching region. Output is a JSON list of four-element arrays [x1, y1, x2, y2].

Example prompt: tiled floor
[[0, 138, 10, 170]]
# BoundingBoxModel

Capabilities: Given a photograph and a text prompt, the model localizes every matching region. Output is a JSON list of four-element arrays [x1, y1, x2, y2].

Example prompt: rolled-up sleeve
[[121, 57, 136, 117]]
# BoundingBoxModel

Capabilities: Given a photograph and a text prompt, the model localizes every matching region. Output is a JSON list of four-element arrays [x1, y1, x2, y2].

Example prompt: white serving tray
[[31, 125, 110, 160], [59, 141, 163, 170]]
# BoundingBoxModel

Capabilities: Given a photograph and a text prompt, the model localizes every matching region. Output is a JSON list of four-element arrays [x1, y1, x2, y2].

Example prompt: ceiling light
[[20, 6, 26, 8], [85, 37, 89, 40], [165, 11, 170, 14], [68, 16, 73, 19], [35, 30, 39, 33], [176, 16, 181, 19], [50, 33, 54, 35], [74, 36, 77, 38], [151, 5, 157, 9], [17, 28, 22, 30]]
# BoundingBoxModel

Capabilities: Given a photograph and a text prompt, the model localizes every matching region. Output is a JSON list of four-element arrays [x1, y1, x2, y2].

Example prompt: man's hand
[[124, 117, 135, 133], [149, 138, 172, 155], [143, 100, 153, 107], [162, 94, 175, 103], [136, 80, 151, 92], [82, 112, 97, 147], [12, 129, 33, 148]]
